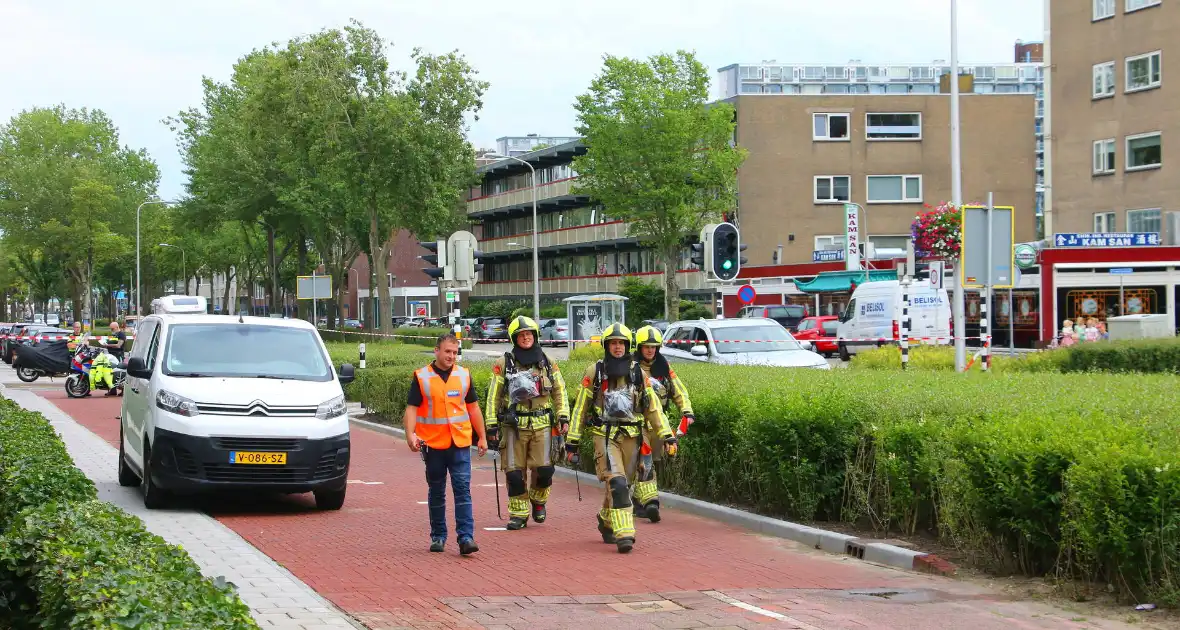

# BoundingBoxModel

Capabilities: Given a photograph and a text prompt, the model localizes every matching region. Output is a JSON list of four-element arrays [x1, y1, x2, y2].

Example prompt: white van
[[118, 295, 356, 510], [835, 280, 951, 361]]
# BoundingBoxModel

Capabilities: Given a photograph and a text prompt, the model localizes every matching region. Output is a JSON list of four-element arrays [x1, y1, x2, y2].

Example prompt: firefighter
[[631, 325, 693, 523], [566, 323, 676, 553], [485, 316, 569, 530]]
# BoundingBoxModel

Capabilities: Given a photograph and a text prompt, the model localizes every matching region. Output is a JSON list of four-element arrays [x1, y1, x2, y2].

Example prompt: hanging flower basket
[[911, 202, 965, 260]]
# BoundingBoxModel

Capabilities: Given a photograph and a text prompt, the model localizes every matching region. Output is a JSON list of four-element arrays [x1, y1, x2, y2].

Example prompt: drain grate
[[607, 600, 684, 614]]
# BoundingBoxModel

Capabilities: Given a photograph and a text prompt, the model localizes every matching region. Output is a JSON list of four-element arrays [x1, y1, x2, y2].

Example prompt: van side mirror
[[337, 363, 356, 385], [126, 356, 151, 379]]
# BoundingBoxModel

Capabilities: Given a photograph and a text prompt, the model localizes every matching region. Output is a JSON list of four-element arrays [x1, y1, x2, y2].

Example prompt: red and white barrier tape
[[0, 334, 136, 342], [315, 328, 981, 344]]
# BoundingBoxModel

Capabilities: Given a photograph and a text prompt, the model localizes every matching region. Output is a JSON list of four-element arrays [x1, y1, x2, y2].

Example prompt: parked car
[[737, 304, 809, 332], [459, 317, 479, 339], [660, 318, 829, 369], [470, 317, 507, 342], [792, 316, 840, 357], [641, 319, 670, 333], [540, 318, 570, 346]]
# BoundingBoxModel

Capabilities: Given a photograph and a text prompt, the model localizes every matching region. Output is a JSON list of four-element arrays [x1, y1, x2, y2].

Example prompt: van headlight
[[156, 390, 200, 417], [316, 395, 346, 420]]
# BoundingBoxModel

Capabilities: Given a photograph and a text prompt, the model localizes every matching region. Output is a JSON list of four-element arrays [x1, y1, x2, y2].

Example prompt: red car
[[793, 316, 839, 357]]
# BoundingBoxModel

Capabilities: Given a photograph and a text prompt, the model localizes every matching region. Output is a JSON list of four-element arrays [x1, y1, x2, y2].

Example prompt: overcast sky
[[1, 1, 1043, 200]]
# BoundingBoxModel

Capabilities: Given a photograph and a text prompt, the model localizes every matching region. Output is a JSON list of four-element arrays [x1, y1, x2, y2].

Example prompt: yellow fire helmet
[[634, 325, 664, 347], [507, 315, 541, 345], [601, 322, 633, 351]]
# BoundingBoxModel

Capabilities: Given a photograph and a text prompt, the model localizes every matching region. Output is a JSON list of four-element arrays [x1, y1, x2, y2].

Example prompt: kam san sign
[[844, 203, 861, 271], [1053, 232, 1161, 248]]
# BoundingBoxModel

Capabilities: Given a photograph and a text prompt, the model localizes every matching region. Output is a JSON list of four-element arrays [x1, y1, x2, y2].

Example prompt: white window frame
[[865, 175, 923, 204], [813, 175, 851, 204], [1125, 51, 1162, 93], [1092, 62, 1115, 99], [1094, 0, 1115, 19], [1125, 131, 1162, 171], [1092, 138, 1116, 174], [1126, 0, 1161, 12], [1093, 211, 1116, 232], [812, 113, 850, 141], [865, 112, 922, 141], [1127, 208, 1162, 233]]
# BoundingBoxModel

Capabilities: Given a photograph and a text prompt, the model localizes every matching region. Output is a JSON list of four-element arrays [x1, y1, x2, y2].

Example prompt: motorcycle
[[13, 338, 74, 383], [65, 345, 126, 398]]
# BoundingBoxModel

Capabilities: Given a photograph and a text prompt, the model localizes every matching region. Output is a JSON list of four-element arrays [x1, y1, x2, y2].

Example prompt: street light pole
[[949, 0, 967, 372], [487, 153, 540, 321], [137, 199, 175, 316], [159, 243, 185, 294]]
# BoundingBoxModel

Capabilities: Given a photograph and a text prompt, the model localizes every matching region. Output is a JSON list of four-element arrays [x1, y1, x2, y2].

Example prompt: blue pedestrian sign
[[1053, 232, 1160, 248]]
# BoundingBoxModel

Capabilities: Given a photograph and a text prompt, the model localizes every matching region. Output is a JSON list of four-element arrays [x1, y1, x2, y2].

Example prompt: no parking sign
[[737, 284, 757, 304]]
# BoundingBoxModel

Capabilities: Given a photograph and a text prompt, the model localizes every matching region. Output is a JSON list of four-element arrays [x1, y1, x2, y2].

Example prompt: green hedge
[[342, 356, 1180, 604], [319, 327, 471, 349], [851, 338, 1180, 374], [0, 398, 258, 628]]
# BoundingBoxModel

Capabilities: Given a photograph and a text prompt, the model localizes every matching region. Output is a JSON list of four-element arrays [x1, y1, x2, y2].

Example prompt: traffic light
[[690, 224, 715, 272], [711, 222, 746, 281], [419, 239, 448, 281]]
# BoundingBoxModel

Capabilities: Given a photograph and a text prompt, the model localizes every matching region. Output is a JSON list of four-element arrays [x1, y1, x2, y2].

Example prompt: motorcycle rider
[[88, 349, 119, 396], [67, 321, 84, 351], [484, 316, 569, 530], [631, 325, 694, 523], [566, 323, 676, 553]]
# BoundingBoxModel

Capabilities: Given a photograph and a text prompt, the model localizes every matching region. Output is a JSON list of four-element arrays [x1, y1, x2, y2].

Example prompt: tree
[[572, 51, 746, 321], [0, 106, 158, 321]]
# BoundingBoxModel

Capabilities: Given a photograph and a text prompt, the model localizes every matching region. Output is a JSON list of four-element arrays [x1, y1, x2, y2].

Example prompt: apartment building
[[716, 58, 1046, 231], [466, 141, 710, 300], [726, 94, 1036, 267], [495, 134, 581, 157], [1047, 0, 1173, 237]]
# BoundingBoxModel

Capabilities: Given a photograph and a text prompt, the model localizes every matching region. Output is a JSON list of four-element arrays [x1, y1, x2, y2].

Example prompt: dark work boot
[[615, 537, 635, 554], [532, 501, 547, 523], [429, 538, 444, 553], [632, 497, 646, 518], [459, 539, 479, 555], [507, 515, 528, 530], [644, 500, 661, 523], [597, 515, 615, 544]]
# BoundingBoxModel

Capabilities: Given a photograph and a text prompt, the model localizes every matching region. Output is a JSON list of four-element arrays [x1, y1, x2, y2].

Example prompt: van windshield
[[162, 324, 332, 381]]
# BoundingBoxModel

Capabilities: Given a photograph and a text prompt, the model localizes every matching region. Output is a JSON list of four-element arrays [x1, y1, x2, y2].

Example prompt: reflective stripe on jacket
[[414, 365, 474, 449]]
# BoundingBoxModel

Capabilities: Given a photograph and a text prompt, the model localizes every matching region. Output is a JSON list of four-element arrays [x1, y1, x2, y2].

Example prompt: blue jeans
[[424, 444, 474, 543]]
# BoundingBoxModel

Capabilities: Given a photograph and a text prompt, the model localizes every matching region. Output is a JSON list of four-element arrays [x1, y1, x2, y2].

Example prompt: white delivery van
[[118, 295, 356, 510], [835, 280, 951, 361]]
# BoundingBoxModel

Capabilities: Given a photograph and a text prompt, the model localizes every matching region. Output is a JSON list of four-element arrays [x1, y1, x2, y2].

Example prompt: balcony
[[472, 270, 709, 299], [467, 178, 582, 217], [481, 221, 633, 255]]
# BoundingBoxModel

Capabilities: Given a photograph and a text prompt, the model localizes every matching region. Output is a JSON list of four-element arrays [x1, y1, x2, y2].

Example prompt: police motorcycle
[[65, 343, 126, 398]]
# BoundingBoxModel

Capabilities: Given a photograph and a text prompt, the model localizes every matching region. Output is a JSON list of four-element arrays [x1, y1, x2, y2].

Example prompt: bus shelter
[[563, 294, 627, 348]]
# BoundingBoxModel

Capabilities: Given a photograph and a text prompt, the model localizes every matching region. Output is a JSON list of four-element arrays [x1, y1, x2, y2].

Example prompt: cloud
[[1, 0, 1042, 200]]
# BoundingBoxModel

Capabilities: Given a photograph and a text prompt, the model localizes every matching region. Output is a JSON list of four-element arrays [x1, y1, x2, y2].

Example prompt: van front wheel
[[838, 343, 851, 362], [314, 487, 346, 510]]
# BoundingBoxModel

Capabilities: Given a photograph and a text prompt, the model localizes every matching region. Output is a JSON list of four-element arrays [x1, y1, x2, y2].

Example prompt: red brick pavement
[[41, 390, 1158, 630]]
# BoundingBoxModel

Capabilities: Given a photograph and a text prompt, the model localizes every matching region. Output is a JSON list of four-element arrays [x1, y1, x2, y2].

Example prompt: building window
[[1092, 139, 1116, 174], [1094, 212, 1117, 232], [865, 113, 922, 140], [813, 113, 850, 141], [866, 175, 922, 203], [1127, 208, 1162, 233], [1125, 51, 1162, 92], [1125, 132, 1162, 170], [814, 176, 851, 203], [1094, 0, 1115, 19], [1092, 62, 1115, 98], [1126, 0, 1161, 12]]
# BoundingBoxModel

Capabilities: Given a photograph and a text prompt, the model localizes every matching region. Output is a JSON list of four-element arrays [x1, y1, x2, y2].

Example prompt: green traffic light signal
[[722, 260, 733, 270]]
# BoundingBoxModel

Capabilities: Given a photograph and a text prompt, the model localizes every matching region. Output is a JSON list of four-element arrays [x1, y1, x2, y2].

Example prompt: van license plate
[[229, 451, 287, 465]]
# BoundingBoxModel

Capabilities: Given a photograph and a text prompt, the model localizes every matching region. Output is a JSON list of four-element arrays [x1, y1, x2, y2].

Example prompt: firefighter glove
[[487, 427, 500, 451], [677, 413, 695, 437], [663, 436, 679, 458]]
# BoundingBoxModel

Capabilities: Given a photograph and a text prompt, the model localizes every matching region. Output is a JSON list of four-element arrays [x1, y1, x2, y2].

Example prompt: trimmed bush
[[319, 327, 471, 349], [851, 337, 1180, 374], [0, 399, 258, 628], [340, 358, 1180, 603]]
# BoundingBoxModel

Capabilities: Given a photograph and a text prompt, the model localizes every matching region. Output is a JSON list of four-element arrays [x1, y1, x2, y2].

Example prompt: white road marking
[[702, 590, 822, 629]]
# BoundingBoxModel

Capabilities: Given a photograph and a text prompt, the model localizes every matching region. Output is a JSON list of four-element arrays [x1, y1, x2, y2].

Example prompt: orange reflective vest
[[414, 364, 474, 449]]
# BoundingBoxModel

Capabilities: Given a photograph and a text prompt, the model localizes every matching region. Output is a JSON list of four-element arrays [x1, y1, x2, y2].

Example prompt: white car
[[660, 318, 830, 369], [119, 295, 356, 510]]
